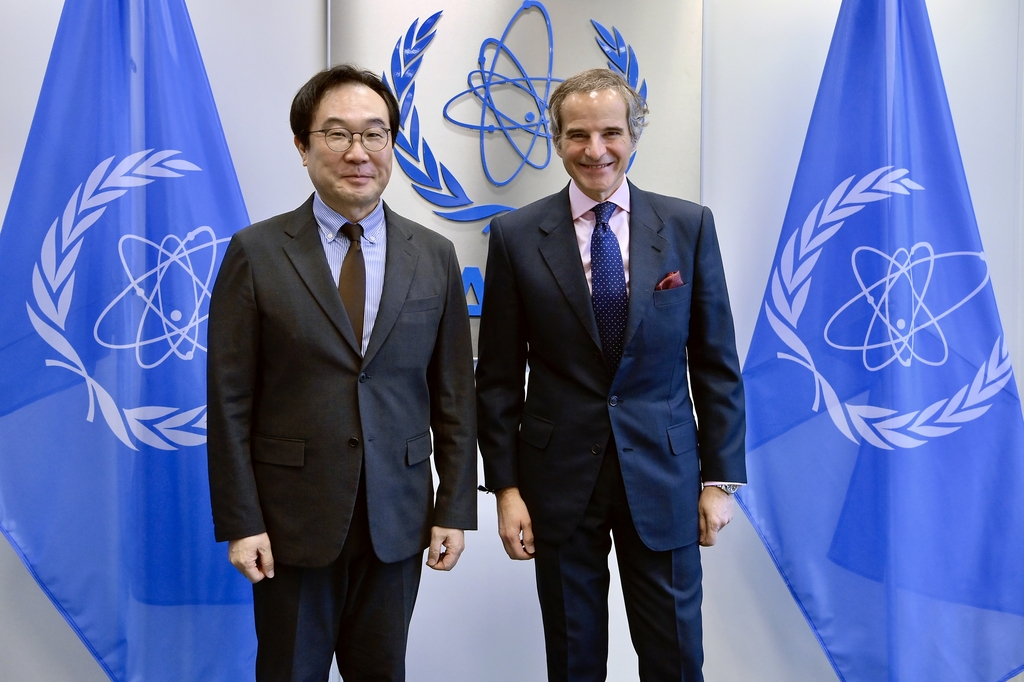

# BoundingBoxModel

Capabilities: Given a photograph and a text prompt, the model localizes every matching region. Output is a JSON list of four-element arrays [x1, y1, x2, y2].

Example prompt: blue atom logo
[[442, 1, 561, 187], [93, 227, 228, 369], [824, 242, 990, 371]]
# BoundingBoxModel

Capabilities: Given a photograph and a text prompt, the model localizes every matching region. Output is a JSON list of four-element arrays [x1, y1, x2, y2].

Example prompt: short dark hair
[[548, 69, 649, 147], [290, 64, 401, 148]]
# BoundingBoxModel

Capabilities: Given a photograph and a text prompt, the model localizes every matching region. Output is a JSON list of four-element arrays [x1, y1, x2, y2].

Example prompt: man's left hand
[[698, 486, 735, 547], [426, 526, 465, 571]]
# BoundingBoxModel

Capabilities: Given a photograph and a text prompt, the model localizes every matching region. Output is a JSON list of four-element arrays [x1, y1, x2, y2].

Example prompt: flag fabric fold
[[738, 0, 1024, 680], [0, 1, 255, 679]]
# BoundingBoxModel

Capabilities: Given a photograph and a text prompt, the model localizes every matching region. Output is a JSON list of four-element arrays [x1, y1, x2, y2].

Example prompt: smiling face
[[554, 88, 635, 202], [294, 82, 393, 222]]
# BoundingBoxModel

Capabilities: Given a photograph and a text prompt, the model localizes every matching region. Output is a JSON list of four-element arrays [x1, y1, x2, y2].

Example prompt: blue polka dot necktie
[[590, 201, 627, 369]]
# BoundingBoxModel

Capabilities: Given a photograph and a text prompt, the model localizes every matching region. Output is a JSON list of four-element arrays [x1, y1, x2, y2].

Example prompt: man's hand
[[228, 532, 275, 583], [427, 527, 465, 571], [698, 486, 735, 547], [496, 487, 535, 560]]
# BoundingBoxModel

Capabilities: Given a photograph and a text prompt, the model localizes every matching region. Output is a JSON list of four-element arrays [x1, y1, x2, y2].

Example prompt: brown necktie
[[338, 222, 365, 351]]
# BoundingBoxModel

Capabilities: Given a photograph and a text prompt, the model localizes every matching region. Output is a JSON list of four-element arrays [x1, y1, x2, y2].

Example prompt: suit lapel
[[624, 184, 670, 350], [282, 198, 362, 355], [362, 205, 418, 367], [537, 189, 602, 351]]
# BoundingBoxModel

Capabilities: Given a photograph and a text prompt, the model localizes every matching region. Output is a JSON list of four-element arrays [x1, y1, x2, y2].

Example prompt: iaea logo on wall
[[382, 1, 649, 226]]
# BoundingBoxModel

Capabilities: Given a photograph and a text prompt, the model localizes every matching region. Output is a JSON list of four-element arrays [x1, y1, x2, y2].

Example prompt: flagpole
[[1016, 0, 1024, 371], [129, 0, 146, 265], [884, 0, 896, 165], [130, 0, 145, 155], [884, 4, 899, 672]]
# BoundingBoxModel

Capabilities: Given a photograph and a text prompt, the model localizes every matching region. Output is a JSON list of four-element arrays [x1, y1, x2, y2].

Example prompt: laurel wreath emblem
[[384, 11, 647, 230], [382, 12, 510, 225], [591, 19, 647, 170], [765, 166, 1014, 449], [26, 149, 209, 452]]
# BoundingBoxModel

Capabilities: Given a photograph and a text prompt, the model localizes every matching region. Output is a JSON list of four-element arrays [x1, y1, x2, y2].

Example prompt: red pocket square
[[655, 271, 684, 291]]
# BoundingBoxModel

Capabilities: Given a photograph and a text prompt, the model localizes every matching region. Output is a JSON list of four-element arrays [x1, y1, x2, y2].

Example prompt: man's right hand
[[228, 532, 275, 583], [496, 487, 535, 560]]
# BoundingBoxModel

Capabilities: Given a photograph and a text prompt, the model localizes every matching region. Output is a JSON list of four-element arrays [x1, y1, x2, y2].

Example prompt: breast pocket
[[390, 295, 442, 369], [638, 283, 691, 351], [401, 295, 440, 314], [652, 282, 691, 307]]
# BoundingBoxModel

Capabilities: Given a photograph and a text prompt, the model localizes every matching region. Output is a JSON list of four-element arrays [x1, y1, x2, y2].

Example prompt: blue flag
[[738, 0, 1024, 680], [0, 1, 255, 679]]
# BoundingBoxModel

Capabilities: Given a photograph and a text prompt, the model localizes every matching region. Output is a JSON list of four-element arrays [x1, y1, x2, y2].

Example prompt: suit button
[[359, 373, 368, 383], [348, 437, 359, 448], [608, 395, 619, 406], [591, 443, 601, 455]]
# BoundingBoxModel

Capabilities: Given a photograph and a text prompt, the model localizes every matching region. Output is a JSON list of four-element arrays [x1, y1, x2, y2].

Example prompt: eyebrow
[[319, 116, 389, 129], [565, 125, 626, 134]]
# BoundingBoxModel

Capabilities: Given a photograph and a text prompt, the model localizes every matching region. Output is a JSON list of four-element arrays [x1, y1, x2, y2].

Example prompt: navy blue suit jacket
[[476, 183, 745, 551]]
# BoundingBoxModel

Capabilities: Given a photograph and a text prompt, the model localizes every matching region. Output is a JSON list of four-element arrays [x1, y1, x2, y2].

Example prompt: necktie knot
[[341, 222, 363, 246], [592, 201, 616, 228]]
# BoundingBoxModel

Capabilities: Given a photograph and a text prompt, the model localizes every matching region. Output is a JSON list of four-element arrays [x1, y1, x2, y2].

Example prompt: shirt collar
[[312, 193, 386, 243], [568, 178, 631, 221]]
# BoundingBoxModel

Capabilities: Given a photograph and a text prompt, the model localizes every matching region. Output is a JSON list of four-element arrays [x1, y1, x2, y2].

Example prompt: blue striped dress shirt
[[312, 193, 387, 355]]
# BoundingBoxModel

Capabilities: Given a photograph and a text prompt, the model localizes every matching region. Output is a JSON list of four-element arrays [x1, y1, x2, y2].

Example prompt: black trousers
[[534, 442, 704, 682], [252, 476, 423, 682]]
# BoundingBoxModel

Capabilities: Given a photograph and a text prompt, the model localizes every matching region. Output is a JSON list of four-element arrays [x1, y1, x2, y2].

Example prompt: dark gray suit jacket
[[476, 182, 745, 551], [207, 196, 476, 567]]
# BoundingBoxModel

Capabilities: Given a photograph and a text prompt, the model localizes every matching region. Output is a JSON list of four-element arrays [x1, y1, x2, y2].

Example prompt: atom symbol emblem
[[442, 0, 560, 187], [824, 242, 990, 371], [93, 226, 229, 369]]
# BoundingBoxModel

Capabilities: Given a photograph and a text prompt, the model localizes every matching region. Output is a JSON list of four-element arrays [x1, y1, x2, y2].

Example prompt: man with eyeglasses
[[207, 64, 477, 681]]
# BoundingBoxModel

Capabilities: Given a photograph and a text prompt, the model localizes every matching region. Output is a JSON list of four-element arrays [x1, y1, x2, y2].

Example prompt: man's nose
[[343, 136, 370, 162], [585, 135, 606, 159]]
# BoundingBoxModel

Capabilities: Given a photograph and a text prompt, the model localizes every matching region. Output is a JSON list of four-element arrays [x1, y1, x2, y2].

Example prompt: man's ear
[[553, 136, 564, 159], [294, 136, 309, 167]]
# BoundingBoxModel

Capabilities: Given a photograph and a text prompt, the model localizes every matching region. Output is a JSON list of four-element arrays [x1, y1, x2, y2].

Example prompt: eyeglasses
[[309, 127, 391, 153]]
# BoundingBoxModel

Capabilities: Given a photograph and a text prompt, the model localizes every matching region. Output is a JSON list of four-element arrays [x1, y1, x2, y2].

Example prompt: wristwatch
[[708, 483, 740, 495]]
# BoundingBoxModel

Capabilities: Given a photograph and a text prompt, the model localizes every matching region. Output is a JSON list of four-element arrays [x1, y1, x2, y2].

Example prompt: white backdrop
[[0, 1, 1022, 681]]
